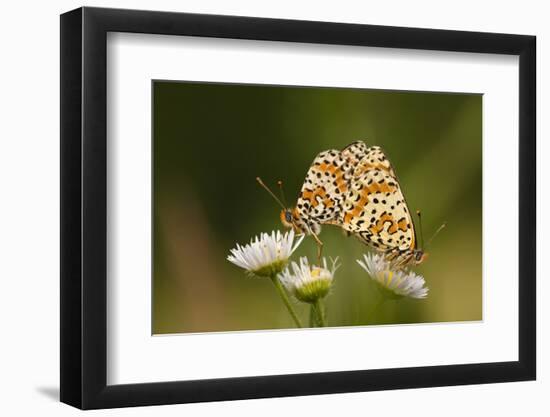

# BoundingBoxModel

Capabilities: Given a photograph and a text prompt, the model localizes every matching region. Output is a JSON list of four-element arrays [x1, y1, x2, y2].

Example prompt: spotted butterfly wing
[[340, 140, 369, 168], [291, 149, 353, 235], [339, 146, 417, 259]]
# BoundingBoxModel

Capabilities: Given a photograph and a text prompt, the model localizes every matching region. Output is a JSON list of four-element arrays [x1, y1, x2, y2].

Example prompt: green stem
[[366, 295, 386, 324], [313, 299, 326, 327], [270, 275, 302, 328], [309, 305, 318, 327]]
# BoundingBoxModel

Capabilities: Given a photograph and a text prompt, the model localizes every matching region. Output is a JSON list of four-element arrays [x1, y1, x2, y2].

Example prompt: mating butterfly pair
[[259, 141, 427, 268]]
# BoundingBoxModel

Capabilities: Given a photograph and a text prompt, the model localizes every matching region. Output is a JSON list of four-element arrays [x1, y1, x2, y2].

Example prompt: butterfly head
[[280, 209, 294, 229], [413, 250, 428, 265], [256, 177, 318, 236], [280, 208, 310, 235]]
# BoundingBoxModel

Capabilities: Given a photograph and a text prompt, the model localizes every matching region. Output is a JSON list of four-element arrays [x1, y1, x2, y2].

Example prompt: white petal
[[357, 252, 429, 299]]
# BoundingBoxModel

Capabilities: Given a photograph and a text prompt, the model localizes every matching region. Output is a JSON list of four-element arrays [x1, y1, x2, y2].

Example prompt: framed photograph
[[60, 6, 536, 409]]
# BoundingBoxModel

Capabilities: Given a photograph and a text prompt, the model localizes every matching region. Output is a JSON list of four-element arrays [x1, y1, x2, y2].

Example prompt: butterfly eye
[[285, 211, 293, 223]]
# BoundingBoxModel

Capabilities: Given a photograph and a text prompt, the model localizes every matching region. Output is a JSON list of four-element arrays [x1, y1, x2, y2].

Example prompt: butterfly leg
[[385, 249, 399, 262], [311, 233, 324, 264], [385, 249, 405, 270], [387, 250, 413, 270]]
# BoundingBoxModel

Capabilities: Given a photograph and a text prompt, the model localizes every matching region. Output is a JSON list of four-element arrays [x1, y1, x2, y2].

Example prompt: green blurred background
[[152, 81, 482, 334]]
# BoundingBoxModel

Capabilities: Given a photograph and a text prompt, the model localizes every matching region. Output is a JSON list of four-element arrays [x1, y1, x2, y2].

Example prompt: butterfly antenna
[[277, 180, 288, 207], [427, 222, 447, 248], [416, 210, 425, 250], [256, 177, 286, 209]]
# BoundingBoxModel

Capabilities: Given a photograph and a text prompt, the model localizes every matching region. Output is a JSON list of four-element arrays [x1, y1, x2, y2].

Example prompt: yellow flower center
[[386, 270, 394, 285]]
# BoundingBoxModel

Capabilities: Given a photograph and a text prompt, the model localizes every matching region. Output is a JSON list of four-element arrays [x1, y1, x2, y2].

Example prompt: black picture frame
[[60, 6, 536, 410]]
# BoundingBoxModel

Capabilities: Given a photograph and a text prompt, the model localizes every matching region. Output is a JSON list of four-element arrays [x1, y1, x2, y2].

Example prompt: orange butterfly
[[258, 141, 443, 268]]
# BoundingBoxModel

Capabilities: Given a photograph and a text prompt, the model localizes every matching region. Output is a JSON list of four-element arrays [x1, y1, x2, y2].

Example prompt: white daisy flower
[[279, 257, 339, 303], [357, 253, 429, 299], [227, 230, 304, 277]]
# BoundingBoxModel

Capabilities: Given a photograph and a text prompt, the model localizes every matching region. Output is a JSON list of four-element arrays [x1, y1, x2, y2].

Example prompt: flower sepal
[[252, 260, 288, 278], [373, 278, 406, 301]]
